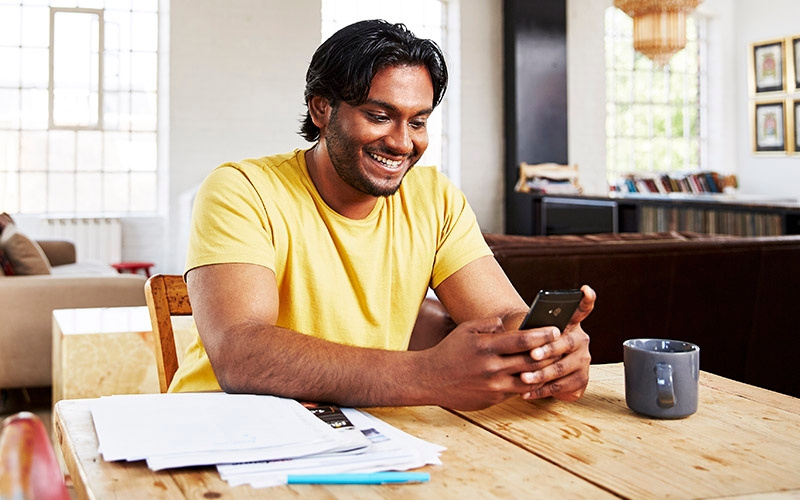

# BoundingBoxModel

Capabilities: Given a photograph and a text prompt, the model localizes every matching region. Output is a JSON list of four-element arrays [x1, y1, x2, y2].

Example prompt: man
[[172, 20, 595, 411]]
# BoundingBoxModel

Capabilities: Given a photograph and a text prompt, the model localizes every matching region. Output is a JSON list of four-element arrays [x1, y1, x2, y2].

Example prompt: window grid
[[0, 1, 158, 215], [605, 7, 708, 185], [320, 0, 449, 177]]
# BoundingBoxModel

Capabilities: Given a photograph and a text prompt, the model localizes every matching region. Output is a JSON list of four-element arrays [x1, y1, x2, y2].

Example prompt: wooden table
[[54, 364, 800, 499]]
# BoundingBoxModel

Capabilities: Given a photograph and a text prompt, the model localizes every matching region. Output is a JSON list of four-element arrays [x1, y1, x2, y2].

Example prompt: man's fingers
[[480, 327, 560, 356]]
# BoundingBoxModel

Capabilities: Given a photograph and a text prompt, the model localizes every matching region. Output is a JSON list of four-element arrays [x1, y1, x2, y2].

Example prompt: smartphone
[[519, 289, 584, 332]]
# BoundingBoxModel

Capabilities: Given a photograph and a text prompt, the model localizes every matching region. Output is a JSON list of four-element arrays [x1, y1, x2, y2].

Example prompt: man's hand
[[518, 284, 595, 401], [414, 317, 566, 410]]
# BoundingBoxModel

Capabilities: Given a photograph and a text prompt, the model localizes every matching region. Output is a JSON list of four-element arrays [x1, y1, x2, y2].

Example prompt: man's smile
[[368, 151, 405, 170]]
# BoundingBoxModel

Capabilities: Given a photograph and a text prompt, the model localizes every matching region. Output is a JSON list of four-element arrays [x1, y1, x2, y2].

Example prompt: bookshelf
[[523, 193, 800, 236]]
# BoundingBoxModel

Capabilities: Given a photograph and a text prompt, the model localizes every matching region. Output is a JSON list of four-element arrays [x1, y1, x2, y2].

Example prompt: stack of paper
[[90, 393, 444, 489]]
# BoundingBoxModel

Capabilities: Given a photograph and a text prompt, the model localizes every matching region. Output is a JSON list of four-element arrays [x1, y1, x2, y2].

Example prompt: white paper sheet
[[91, 393, 349, 469]]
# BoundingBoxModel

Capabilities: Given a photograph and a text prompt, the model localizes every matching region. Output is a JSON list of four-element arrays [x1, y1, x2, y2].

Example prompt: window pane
[[75, 172, 102, 212], [130, 52, 157, 91], [130, 91, 156, 130], [49, 130, 76, 172], [103, 172, 128, 211], [130, 132, 156, 171], [77, 130, 102, 171], [0, 170, 20, 213], [0, 131, 20, 173], [52, 9, 101, 127], [0, 5, 21, 46], [20, 47, 48, 87], [0, 89, 21, 129], [0, 47, 21, 87], [130, 12, 157, 52], [130, 172, 156, 211], [21, 88, 48, 129], [104, 131, 129, 171], [48, 172, 75, 211], [21, 6, 49, 48], [20, 131, 47, 172], [19, 171, 46, 213]]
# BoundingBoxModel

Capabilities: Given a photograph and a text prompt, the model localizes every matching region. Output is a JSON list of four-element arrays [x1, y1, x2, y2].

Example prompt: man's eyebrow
[[364, 98, 433, 117]]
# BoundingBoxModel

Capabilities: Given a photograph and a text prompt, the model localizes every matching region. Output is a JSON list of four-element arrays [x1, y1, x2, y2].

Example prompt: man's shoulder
[[218, 149, 305, 174]]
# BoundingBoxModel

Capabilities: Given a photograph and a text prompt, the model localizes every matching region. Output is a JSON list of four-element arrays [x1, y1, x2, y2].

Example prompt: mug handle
[[655, 362, 675, 408]]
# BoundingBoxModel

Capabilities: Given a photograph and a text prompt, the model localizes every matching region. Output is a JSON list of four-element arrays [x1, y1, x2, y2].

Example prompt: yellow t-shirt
[[170, 149, 491, 392]]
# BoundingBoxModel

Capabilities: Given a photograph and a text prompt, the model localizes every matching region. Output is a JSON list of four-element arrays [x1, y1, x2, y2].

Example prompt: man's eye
[[410, 120, 427, 130], [368, 113, 389, 123]]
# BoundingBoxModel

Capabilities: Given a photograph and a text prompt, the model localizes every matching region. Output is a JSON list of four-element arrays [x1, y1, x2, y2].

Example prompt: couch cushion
[[0, 224, 52, 275], [51, 261, 118, 276]]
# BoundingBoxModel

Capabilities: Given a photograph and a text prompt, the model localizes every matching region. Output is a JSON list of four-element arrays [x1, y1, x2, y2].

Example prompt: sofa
[[418, 231, 800, 398], [1, 233, 146, 391]]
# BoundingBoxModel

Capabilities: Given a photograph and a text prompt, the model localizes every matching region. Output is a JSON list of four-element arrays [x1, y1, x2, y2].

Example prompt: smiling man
[[173, 20, 595, 411]]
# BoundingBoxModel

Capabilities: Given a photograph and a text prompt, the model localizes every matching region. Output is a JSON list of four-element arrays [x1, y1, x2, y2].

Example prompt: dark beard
[[325, 108, 418, 197]]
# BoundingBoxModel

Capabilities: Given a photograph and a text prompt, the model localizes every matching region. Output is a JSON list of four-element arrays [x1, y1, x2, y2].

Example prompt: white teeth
[[370, 153, 402, 168]]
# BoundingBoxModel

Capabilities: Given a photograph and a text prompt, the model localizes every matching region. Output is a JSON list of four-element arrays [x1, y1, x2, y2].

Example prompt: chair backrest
[[144, 274, 192, 393]]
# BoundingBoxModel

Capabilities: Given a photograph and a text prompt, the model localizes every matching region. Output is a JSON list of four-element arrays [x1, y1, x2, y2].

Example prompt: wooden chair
[[144, 274, 192, 393]]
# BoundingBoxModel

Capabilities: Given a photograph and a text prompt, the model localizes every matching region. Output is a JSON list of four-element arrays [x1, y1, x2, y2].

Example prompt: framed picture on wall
[[791, 99, 800, 155], [750, 39, 785, 94], [752, 100, 786, 153], [790, 36, 800, 92]]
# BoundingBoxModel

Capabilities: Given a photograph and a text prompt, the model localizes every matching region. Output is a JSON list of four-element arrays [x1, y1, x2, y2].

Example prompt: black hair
[[299, 19, 448, 142]]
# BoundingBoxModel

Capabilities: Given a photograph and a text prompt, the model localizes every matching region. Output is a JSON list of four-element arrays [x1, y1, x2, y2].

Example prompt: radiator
[[39, 218, 122, 264]]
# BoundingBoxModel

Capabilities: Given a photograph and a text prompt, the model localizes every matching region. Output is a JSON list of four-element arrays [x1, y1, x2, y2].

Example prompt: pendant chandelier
[[614, 0, 702, 67]]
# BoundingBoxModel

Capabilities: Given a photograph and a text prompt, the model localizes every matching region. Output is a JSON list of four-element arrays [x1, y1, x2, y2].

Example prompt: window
[[0, 0, 159, 215], [605, 7, 707, 185], [321, 0, 451, 177]]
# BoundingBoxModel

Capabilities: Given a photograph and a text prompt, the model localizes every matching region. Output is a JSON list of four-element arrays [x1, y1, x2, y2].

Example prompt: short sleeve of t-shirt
[[428, 176, 492, 289], [186, 163, 276, 275]]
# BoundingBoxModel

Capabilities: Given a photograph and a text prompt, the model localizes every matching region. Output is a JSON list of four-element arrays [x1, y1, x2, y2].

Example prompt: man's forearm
[[204, 322, 432, 407]]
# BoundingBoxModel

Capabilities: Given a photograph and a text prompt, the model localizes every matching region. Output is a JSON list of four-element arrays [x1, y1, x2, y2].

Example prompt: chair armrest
[[35, 239, 76, 267]]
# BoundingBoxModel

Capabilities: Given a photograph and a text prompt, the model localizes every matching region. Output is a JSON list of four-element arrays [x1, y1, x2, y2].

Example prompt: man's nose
[[385, 122, 413, 154]]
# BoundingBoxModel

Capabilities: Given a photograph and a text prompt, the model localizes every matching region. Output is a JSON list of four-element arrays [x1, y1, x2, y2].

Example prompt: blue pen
[[286, 472, 430, 485]]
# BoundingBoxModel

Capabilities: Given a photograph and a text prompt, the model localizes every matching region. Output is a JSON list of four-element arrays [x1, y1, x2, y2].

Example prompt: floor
[[0, 387, 77, 499]]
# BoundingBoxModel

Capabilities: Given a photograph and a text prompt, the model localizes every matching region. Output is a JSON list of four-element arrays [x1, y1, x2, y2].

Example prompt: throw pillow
[[0, 212, 15, 233], [0, 224, 52, 276], [0, 247, 12, 275]]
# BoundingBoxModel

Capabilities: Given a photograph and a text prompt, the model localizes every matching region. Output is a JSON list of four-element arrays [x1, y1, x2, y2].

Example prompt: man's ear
[[308, 96, 332, 130]]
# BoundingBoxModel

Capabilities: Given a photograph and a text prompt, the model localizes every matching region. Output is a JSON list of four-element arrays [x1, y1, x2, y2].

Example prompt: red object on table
[[111, 261, 154, 277]]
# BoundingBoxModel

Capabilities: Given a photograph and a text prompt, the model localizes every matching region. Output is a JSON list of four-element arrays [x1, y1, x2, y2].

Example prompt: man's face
[[323, 64, 434, 197]]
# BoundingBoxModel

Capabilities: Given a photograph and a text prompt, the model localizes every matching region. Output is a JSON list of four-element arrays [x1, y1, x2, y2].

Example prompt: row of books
[[612, 171, 738, 195], [638, 206, 784, 236]]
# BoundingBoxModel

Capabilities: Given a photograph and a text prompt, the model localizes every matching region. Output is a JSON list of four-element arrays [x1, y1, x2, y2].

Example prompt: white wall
[[733, 0, 800, 197], [458, 0, 504, 233], [166, 0, 319, 272]]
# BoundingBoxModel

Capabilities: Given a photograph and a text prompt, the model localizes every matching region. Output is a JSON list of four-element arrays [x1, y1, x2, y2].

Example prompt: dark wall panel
[[503, 0, 568, 234]]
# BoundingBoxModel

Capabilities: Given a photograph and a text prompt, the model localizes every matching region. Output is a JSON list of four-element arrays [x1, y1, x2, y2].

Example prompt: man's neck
[[304, 146, 378, 220]]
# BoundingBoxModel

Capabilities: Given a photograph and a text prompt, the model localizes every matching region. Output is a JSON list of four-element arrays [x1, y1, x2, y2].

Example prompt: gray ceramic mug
[[623, 338, 700, 419]]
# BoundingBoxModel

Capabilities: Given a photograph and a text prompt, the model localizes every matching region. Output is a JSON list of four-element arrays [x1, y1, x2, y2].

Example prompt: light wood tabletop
[[54, 363, 800, 499], [453, 363, 800, 499]]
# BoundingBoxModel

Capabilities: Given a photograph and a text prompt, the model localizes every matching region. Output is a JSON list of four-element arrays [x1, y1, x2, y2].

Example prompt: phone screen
[[519, 289, 583, 332]]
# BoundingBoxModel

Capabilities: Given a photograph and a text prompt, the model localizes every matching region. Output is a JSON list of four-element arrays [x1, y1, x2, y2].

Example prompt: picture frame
[[789, 36, 800, 92], [751, 100, 786, 153], [749, 39, 785, 94], [790, 99, 800, 155]]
